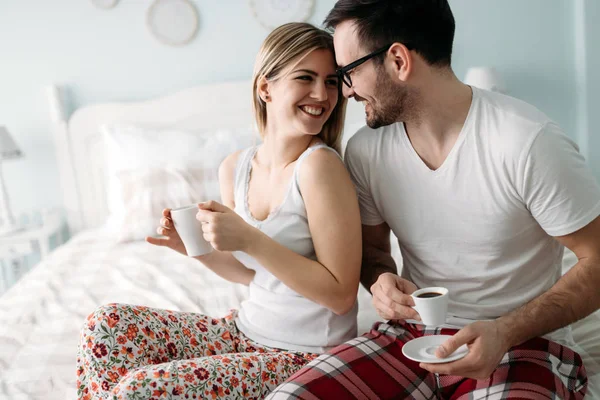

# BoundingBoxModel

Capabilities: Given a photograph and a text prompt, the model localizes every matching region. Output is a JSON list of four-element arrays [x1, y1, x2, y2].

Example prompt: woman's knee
[[83, 302, 121, 327], [79, 303, 136, 348]]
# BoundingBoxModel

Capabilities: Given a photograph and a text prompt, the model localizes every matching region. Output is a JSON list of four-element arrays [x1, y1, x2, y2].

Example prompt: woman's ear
[[388, 43, 412, 82], [257, 76, 271, 102]]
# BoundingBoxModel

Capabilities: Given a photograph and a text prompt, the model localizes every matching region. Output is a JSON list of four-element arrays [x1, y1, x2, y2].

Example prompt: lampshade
[[45, 84, 68, 123], [0, 126, 23, 161], [464, 67, 506, 93]]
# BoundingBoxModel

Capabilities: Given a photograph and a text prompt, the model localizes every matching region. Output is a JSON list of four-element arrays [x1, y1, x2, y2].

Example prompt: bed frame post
[[47, 84, 84, 234]]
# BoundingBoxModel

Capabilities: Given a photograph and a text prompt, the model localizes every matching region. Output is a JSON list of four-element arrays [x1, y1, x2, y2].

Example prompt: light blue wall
[[581, 0, 600, 179], [0, 0, 594, 218], [451, 0, 576, 142], [0, 0, 339, 218]]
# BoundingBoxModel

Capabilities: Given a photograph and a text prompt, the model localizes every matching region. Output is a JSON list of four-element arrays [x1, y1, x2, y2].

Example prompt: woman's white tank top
[[232, 144, 358, 353]]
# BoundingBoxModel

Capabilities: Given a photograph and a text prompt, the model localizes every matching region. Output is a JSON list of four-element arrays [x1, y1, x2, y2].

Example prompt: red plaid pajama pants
[[267, 321, 588, 399]]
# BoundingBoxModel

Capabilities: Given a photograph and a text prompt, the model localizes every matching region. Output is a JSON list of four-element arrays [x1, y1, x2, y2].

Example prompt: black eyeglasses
[[336, 43, 410, 88]]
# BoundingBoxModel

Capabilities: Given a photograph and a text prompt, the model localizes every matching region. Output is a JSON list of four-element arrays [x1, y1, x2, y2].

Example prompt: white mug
[[411, 287, 449, 326], [170, 204, 213, 257]]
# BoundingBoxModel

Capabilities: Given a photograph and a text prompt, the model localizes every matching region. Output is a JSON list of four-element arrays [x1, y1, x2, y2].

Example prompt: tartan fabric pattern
[[267, 321, 588, 400]]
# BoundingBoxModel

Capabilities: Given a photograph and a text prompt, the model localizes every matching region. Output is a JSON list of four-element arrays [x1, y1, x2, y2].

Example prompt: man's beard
[[364, 72, 413, 129]]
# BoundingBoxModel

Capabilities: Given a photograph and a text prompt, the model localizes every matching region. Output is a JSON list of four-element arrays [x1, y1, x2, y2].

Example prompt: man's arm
[[344, 134, 419, 319], [360, 222, 397, 291], [423, 124, 600, 379], [425, 215, 600, 379], [344, 136, 395, 292], [494, 123, 600, 346], [361, 222, 422, 321], [497, 214, 600, 347]]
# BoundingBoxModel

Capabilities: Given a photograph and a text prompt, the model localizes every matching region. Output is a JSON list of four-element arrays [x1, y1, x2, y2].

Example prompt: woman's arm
[[194, 150, 255, 285], [200, 149, 362, 314], [247, 149, 362, 314], [146, 150, 255, 286], [192, 251, 254, 285]]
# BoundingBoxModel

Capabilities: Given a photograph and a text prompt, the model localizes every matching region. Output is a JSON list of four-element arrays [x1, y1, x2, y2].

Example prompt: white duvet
[[0, 230, 598, 400]]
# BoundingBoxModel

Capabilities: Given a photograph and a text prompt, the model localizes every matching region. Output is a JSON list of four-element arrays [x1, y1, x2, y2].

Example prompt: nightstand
[[0, 208, 68, 296]]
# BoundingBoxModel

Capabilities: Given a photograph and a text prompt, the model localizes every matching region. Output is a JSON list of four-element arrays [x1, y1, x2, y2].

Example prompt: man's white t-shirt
[[345, 87, 600, 345]]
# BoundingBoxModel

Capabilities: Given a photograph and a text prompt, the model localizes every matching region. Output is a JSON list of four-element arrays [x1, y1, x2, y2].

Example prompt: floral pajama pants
[[76, 304, 318, 400]]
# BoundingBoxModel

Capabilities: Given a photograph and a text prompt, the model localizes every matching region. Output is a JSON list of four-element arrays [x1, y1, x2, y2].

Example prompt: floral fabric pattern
[[76, 304, 317, 399]]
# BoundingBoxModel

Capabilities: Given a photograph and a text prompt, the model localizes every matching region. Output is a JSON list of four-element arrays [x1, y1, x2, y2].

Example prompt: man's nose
[[342, 84, 354, 99]]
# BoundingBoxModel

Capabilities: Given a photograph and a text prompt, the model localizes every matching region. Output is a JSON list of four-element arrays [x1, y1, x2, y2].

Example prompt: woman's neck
[[256, 128, 316, 170]]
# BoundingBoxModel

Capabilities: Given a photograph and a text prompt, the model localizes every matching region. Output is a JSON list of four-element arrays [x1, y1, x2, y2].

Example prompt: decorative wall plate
[[147, 0, 200, 46], [91, 0, 119, 9], [249, 0, 314, 30]]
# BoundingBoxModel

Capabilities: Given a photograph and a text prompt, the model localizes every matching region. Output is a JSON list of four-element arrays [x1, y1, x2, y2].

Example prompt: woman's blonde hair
[[252, 22, 347, 153]]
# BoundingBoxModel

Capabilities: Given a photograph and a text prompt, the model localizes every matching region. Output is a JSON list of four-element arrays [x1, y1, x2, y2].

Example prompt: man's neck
[[402, 76, 473, 170]]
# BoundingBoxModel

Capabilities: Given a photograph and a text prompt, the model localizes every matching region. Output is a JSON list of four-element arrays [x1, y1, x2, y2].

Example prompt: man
[[268, 0, 600, 399]]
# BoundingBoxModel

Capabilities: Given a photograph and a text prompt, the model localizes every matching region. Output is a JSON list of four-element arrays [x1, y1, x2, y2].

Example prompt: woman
[[76, 22, 361, 400]]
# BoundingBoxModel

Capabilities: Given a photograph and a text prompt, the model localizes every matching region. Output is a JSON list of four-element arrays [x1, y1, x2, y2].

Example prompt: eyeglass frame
[[336, 43, 412, 88]]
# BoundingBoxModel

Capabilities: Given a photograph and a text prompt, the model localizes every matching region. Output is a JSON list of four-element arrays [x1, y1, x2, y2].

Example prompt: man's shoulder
[[345, 122, 400, 160], [475, 89, 555, 157], [477, 89, 551, 134]]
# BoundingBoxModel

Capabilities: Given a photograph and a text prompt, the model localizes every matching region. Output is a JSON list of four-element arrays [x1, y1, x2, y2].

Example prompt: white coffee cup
[[411, 287, 449, 326], [170, 204, 213, 257]]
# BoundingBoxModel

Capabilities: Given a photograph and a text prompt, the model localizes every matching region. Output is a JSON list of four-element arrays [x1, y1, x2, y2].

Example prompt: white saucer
[[402, 335, 469, 364]]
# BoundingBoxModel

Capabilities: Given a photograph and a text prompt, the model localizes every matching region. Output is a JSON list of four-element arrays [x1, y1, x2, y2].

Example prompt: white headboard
[[53, 80, 366, 234]]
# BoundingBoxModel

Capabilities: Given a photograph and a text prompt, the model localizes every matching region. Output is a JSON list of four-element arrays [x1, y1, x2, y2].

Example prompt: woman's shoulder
[[303, 144, 342, 165], [297, 144, 348, 186], [218, 147, 256, 188], [219, 147, 254, 174], [300, 138, 342, 162]]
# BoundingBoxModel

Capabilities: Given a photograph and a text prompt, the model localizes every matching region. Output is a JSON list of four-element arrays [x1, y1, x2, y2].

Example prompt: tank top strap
[[233, 146, 259, 209], [293, 144, 342, 184]]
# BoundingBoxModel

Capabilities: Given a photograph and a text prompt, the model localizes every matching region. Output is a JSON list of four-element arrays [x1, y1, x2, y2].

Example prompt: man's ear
[[388, 43, 412, 82], [257, 76, 271, 102]]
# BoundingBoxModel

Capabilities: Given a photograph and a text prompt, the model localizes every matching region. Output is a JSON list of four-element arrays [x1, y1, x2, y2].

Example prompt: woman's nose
[[312, 81, 328, 100]]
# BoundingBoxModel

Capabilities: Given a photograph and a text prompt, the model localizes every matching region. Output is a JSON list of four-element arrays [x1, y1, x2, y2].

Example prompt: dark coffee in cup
[[416, 292, 442, 298]]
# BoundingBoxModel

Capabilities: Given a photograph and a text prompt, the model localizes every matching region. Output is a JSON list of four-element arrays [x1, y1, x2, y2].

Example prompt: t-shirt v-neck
[[399, 90, 476, 176]]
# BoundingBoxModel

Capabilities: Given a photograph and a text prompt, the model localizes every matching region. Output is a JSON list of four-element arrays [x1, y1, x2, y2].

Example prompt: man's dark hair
[[324, 0, 455, 67]]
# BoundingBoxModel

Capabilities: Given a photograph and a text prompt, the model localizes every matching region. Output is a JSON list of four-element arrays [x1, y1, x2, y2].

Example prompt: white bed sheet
[[0, 230, 598, 400], [0, 229, 249, 400]]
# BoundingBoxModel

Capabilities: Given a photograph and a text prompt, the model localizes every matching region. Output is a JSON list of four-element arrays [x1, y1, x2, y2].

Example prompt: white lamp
[[464, 67, 506, 93], [0, 126, 23, 235], [46, 85, 67, 123]]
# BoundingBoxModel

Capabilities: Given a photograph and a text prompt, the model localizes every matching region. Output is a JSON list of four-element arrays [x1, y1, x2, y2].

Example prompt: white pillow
[[101, 123, 256, 241]]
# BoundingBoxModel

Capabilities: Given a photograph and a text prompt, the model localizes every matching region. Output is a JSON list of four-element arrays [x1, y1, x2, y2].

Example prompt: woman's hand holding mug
[[145, 208, 188, 255]]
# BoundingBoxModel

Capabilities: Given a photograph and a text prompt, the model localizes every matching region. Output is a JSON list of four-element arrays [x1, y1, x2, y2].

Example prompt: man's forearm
[[497, 257, 600, 347], [360, 246, 398, 292], [361, 263, 397, 292]]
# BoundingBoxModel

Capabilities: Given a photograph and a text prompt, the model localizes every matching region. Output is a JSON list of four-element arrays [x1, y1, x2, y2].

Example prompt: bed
[[0, 80, 598, 400]]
